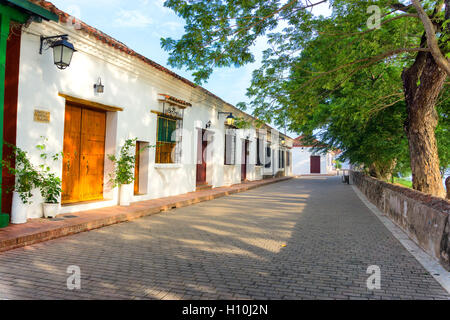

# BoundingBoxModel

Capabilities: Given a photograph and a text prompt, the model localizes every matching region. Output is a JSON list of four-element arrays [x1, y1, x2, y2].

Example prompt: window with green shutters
[[157, 117, 177, 143], [156, 116, 182, 163]]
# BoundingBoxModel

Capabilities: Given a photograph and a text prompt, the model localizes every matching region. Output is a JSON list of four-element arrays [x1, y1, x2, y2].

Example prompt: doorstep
[[0, 176, 293, 253]]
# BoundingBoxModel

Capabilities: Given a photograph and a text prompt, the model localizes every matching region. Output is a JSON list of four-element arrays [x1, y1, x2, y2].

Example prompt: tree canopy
[[162, 0, 450, 196]]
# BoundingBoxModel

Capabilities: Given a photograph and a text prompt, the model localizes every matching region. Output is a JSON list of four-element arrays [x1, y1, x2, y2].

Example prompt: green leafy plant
[[36, 137, 63, 204], [233, 117, 252, 129], [108, 138, 152, 188], [39, 173, 62, 204], [1, 138, 63, 205], [2, 143, 40, 204]]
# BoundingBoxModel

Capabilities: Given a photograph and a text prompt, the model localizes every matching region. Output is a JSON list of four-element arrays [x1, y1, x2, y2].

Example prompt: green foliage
[[1, 137, 63, 204], [108, 139, 154, 187], [36, 138, 63, 204], [436, 100, 450, 176], [393, 177, 413, 188], [38, 173, 62, 204], [108, 138, 138, 187], [233, 117, 252, 129], [2, 144, 40, 204], [162, 0, 450, 181]]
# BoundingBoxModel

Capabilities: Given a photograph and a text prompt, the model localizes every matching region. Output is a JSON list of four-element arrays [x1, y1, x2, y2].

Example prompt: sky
[[50, 0, 331, 135]]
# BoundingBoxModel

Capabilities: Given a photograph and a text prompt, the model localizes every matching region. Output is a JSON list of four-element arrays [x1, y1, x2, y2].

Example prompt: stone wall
[[351, 171, 450, 271]]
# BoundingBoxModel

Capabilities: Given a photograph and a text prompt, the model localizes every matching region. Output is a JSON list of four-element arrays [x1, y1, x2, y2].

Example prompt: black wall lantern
[[94, 77, 104, 93], [205, 121, 212, 129], [218, 112, 236, 126], [40, 34, 77, 70]]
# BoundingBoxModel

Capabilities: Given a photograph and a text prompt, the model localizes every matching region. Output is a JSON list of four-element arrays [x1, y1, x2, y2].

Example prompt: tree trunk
[[403, 52, 447, 198], [368, 160, 396, 181]]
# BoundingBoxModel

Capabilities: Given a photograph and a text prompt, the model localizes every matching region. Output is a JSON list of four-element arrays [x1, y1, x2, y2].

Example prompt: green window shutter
[[157, 117, 164, 142], [157, 116, 178, 142]]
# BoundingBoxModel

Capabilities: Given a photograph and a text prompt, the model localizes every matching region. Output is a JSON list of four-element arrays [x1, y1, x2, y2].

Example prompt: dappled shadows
[[0, 177, 448, 300]]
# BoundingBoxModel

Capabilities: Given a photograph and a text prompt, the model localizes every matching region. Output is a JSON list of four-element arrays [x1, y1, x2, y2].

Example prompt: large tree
[[162, 0, 450, 197]]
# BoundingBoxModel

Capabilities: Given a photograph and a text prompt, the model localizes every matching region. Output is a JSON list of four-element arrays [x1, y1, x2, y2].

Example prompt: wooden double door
[[62, 104, 106, 204]]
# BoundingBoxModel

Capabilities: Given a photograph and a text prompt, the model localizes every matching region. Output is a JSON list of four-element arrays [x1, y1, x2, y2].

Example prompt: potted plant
[[108, 138, 150, 206], [36, 138, 63, 218], [38, 172, 62, 218], [2, 144, 40, 224]]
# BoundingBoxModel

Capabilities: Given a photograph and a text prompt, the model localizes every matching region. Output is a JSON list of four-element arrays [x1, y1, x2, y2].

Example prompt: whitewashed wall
[[13, 20, 294, 220], [292, 147, 330, 175]]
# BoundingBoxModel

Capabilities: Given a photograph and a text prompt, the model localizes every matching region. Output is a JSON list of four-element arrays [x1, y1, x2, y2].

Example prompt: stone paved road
[[0, 177, 448, 300]]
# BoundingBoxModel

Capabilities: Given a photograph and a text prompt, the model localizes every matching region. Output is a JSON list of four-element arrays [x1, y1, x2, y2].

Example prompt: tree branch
[[320, 13, 419, 37], [411, 0, 450, 75], [390, 2, 414, 13], [294, 47, 431, 92]]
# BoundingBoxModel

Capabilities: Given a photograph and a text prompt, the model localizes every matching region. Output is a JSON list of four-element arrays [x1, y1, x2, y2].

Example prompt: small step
[[196, 183, 213, 191]]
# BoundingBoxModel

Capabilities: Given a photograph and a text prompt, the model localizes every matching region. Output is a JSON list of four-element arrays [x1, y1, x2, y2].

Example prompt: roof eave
[[3, 0, 58, 21]]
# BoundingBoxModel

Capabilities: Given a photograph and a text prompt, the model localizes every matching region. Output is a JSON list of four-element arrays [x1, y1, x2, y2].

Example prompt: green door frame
[[0, 1, 58, 212]]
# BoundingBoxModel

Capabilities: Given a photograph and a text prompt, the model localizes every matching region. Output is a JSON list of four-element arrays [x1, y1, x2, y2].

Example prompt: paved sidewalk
[[0, 177, 448, 300], [0, 177, 291, 253]]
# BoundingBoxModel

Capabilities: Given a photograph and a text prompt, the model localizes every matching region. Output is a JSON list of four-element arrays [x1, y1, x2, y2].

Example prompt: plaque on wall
[[34, 110, 51, 123]]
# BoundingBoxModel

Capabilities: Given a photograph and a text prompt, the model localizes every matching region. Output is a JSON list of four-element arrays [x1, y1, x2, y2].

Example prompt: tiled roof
[[29, 1, 293, 140], [158, 94, 192, 108]]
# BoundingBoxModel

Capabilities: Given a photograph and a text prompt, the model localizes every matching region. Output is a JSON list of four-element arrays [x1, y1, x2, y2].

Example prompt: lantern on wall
[[226, 114, 236, 126], [40, 34, 77, 70], [219, 112, 236, 126], [94, 77, 105, 93]]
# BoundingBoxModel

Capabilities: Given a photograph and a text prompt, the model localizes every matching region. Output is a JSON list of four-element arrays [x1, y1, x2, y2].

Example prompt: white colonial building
[[292, 136, 336, 176], [1, 1, 293, 224]]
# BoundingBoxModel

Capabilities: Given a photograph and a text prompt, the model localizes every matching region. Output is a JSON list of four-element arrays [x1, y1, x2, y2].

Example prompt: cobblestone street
[[0, 177, 448, 300]]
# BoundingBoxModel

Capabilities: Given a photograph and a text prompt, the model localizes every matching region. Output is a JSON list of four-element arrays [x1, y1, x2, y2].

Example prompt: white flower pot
[[43, 203, 60, 219], [11, 191, 28, 224], [119, 183, 133, 206]]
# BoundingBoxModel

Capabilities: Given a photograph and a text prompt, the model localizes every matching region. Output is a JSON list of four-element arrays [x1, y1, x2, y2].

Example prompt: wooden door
[[310, 156, 321, 174], [241, 140, 248, 181], [62, 105, 106, 204], [62, 104, 82, 203], [80, 108, 106, 201], [134, 141, 141, 195], [196, 130, 207, 185]]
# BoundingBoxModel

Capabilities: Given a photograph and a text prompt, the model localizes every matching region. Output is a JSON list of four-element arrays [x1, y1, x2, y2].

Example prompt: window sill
[[154, 164, 182, 169]]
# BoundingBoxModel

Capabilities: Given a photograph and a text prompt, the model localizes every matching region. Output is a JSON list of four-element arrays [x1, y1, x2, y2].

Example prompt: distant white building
[[292, 136, 337, 175]]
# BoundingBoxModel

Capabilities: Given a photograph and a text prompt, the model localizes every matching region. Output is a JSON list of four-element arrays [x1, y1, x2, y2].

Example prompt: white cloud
[[162, 21, 183, 31], [115, 10, 153, 28], [154, 0, 171, 13]]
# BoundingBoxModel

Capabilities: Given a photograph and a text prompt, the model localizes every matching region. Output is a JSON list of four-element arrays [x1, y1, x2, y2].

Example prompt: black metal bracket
[[39, 34, 68, 55], [217, 112, 232, 119]]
